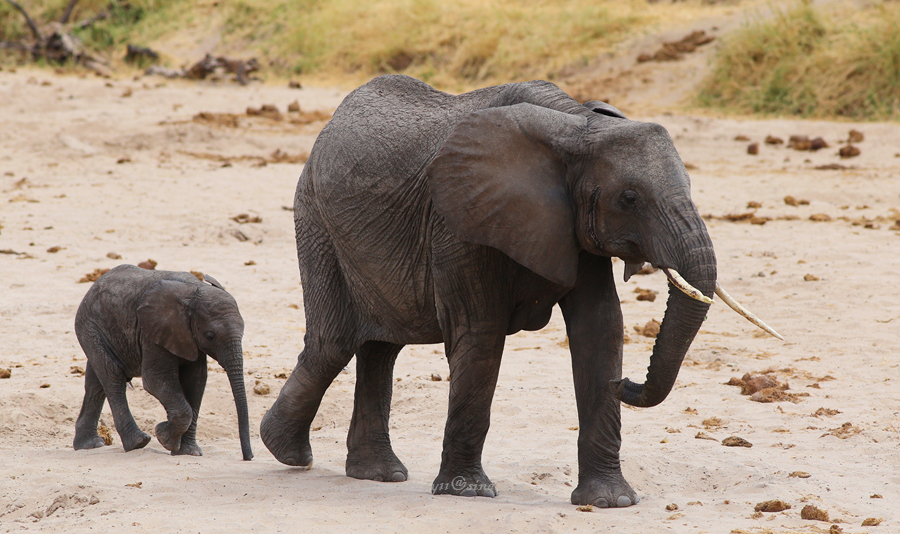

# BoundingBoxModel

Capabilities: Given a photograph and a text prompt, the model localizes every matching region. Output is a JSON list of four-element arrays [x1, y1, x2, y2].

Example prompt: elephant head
[[427, 102, 779, 409], [137, 275, 253, 460]]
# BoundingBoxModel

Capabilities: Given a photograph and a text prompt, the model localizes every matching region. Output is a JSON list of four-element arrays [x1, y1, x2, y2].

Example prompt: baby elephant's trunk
[[222, 339, 253, 460]]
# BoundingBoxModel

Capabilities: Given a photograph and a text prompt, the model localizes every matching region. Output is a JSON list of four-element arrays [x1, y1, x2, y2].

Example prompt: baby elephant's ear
[[203, 273, 225, 290], [137, 280, 199, 361]]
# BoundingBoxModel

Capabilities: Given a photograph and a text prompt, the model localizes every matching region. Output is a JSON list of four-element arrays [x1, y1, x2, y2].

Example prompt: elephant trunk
[[221, 339, 253, 460], [615, 220, 717, 408]]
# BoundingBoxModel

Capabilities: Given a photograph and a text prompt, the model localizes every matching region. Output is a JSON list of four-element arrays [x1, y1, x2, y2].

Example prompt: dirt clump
[[0, 368, 11, 379], [247, 104, 283, 121], [784, 196, 810, 206], [814, 407, 841, 417], [839, 145, 860, 158], [726, 373, 777, 395], [232, 214, 262, 224], [98, 421, 113, 445], [848, 129, 864, 143], [634, 287, 657, 302], [253, 381, 270, 395], [747, 142, 759, 155], [637, 30, 715, 63], [789, 471, 810, 478], [722, 436, 752, 447], [809, 214, 832, 222], [137, 259, 158, 270], [634, 319, 661, 338], [822, 422, 862, 439], [765, 135, 783, 145], [78, 268, 110, 283], [862, 518, 883, 526], [192, 112, 242, 128], [801, 504, 829, 521], [755, 500, 790, 512]]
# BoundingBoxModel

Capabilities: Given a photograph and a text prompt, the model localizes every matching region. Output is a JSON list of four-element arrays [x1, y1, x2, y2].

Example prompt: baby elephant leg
[[141, 356, 194, 454], [174, 359, 208, 456], [73, 361, 108, 450], [77, 339, 150, 452]]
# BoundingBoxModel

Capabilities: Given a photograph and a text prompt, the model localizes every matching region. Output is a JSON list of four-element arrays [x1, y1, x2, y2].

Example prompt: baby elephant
[[73, 264, 253, 460]]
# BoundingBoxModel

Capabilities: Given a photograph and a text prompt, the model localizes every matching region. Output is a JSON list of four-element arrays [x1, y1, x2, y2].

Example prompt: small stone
[[253, 381, 270, 395], [0, 368, 10, 379], [765, 135, 784, 145], [287, 100, 301, 112], [734, 134, 750, 141], [784, 195, 799, 206], [809, 213, 832, 222], [666, 503, 678, 511], [809, 137, 828, 151], [862, 518, 883, 526], [804, 274, 820, 282], [801, 504, 829, 521], [634, 319, 661, 338], [747, 143, 759, 155]]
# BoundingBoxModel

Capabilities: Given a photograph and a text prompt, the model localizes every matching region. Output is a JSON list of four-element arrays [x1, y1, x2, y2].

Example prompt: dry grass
[[696, 1, 900, 120], [3, 0, 736, 91]]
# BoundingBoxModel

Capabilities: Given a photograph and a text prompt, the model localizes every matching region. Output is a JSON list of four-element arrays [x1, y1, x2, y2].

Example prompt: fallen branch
[[3, 0, 43, 43]]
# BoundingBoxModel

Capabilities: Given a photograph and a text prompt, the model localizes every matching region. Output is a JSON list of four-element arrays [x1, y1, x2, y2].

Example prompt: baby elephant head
[[137, 274, 252, 460]]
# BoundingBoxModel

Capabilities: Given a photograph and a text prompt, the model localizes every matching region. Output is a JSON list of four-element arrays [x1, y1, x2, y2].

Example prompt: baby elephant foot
[[570, 473, 639, 508], [73, 430, 107, 450], [121, 430, 151, 452], [260, 408, 313, 468], [173, 438, 203, 457], [432, 469, 497, 498], [346, 448, 408, 482], [154, 422, 183, 453]]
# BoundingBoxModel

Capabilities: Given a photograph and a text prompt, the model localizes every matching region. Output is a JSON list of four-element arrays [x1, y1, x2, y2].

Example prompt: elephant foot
[[154, 422, 183, 453], [432, 469, 497, 497], [260, 407, 313, 468], [73, 431, 106, 451], [121, 430, 151, 452], [346, 447, 408, 482], [570, 473, 639, 508], [173, 439, 203, 457]]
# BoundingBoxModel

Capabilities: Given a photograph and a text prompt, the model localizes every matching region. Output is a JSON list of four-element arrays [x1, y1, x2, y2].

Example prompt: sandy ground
[[1, 65, 899, 534]]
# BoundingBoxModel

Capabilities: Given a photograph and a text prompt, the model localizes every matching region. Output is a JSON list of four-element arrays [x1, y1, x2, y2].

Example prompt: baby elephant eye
[[204, 331, 216, 341]]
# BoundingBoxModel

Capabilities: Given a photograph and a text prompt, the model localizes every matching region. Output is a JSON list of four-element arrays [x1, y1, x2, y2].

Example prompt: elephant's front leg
[[558, 255, 638, 508], [174, 358, 207, 456], [431, 325, 505, 498], [141, 350, 194, 455]]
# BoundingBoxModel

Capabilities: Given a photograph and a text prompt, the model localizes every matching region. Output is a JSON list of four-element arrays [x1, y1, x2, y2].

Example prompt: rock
[[734, 134, 750, 141], [862, 518, 883, 526], [747, 142, 759, 155], [0, 368, 11, 379], [634, 319, 661, 338]]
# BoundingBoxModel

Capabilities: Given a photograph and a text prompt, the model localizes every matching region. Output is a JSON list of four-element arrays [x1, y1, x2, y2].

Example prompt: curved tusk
[[714, 283, 785, 341], [662, 268, 713, 304]]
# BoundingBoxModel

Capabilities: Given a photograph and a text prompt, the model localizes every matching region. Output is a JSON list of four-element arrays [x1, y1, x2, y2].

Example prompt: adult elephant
[[261, 75, 778, 507]]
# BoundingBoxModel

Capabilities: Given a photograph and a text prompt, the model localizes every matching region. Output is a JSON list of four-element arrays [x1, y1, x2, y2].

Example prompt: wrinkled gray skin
[[73, 264, 253, 461], [261, 75, 715, 506]]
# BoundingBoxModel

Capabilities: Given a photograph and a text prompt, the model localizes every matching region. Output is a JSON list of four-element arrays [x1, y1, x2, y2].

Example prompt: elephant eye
[[619, 189, 639, 210], [205, 331, 215, 341]]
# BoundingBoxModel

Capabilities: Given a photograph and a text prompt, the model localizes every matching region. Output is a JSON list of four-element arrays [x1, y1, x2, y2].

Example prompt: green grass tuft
[[697, 1, 900, 120]]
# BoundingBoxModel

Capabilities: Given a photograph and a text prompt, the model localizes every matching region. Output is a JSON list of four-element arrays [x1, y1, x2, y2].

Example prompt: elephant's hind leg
[[79, 337, 150, 452], [346, 341, 407, 482], [73, 361, 108, 450]]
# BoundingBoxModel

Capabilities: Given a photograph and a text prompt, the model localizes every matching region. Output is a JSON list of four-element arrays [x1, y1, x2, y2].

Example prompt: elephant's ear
[[137, 280, 199, 361], [203, 273, 225, 291], [426, 103, 585, 287], [583, 100, 627, 119]]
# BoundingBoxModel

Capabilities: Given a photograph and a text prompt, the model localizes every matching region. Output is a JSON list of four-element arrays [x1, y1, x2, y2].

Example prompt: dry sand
[[1, 66, 898, 533]]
